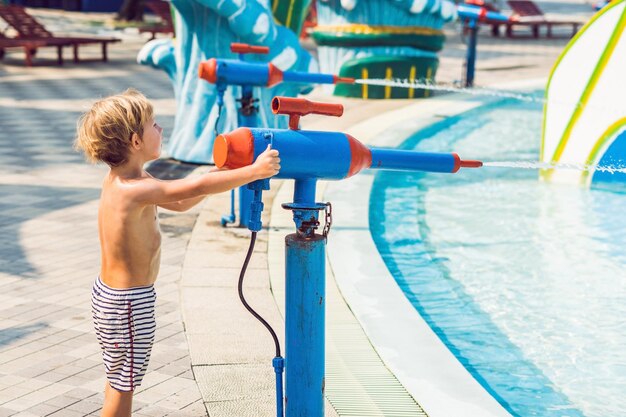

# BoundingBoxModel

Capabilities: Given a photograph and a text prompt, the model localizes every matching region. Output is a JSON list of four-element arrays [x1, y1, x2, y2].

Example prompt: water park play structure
[[138, 0, 491, 162], [312, 0, 457, 98], [314, 3, 510, 90], [215, 96, 482, 417], [137, 1, 626, 415], [541, 0, 626, 187]]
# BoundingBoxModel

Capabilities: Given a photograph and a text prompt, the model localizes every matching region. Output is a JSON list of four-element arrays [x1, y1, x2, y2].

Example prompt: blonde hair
[[74, 88, 154, 167]]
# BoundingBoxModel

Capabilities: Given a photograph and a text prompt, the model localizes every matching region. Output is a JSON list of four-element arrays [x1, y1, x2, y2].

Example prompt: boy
[[74, 89, 280, 417]]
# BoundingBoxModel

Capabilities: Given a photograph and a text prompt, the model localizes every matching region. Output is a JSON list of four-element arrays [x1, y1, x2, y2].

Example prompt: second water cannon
[[214, 97, 483, 182], [198, 43, 355, 88]]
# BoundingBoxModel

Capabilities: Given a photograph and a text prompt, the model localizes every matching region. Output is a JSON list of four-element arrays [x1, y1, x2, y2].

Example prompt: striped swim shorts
[[91, 276, 157, 392]]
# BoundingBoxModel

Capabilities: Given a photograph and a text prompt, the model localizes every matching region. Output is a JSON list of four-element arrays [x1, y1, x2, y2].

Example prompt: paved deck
[[0, 3, 594, 416]]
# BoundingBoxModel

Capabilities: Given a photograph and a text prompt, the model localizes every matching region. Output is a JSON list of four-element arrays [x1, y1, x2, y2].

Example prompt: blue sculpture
[[313, 0, 457, 98], [138, 0, 317, 163]]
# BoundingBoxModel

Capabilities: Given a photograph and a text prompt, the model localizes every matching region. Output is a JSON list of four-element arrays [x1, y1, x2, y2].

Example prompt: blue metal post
[[465, 18, 478, 87], [284, 179, 326, 417], [457, 5, 510, 87]]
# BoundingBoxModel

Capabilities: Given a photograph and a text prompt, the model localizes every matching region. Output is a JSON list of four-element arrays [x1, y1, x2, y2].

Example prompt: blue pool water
[[370, 99, 626, 417]]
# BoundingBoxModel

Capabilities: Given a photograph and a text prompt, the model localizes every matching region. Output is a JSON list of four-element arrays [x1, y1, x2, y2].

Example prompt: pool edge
[[327, 80, 545, 417]]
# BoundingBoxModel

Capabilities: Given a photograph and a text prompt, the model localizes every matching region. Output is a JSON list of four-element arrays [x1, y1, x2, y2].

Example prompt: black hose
[[238, 231, 282, 358]]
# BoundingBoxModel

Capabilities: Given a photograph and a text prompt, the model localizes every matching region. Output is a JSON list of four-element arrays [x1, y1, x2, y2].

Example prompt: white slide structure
[[541, 0, 626, 187]]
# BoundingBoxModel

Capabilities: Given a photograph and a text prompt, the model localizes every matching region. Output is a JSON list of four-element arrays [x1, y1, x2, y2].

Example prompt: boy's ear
[[131, 132, 142, 150]]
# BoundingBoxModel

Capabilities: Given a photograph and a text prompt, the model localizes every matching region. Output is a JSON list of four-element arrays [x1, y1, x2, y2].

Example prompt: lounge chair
[[499, 0, 581, 37], [138, 0, 174, 40], [0, 31, 69, 66], [0, 5, 120, 63]]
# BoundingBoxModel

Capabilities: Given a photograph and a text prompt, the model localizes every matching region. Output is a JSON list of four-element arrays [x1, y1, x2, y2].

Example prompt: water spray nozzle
[[333, 76, 356, 84], [459, 159, 483, 168]]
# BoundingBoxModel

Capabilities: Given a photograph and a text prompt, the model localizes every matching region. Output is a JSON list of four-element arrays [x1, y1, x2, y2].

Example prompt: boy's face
[[142, 118, 163, 161]]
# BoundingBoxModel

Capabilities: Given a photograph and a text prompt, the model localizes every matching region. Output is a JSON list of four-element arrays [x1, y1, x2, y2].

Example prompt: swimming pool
[[370, 98, 626, 417]]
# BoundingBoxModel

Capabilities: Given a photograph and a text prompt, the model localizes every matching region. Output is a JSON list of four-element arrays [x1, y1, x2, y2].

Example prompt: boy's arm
[[149, 167, 225, 212], [136, 165, 256, 206], [134, 146, 279, 206]]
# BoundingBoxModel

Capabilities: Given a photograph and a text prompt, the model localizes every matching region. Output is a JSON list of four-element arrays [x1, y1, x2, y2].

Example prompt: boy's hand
[[252, 145, 280, 180]]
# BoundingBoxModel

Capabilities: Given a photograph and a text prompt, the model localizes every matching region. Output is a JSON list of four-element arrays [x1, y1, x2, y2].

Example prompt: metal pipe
[[285, 231, 325, 417]]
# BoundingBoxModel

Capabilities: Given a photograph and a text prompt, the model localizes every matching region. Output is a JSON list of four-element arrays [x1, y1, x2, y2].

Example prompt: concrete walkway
[[0, 3, 594, 416], [0, 25, 204, 416]]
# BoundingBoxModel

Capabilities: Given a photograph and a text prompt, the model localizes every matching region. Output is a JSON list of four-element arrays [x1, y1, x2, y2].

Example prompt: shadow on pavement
[[0, 183, 100, 278], [0, 322, 49, 348]]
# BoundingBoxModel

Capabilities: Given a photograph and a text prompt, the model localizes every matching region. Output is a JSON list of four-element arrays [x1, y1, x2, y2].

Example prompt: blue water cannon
[[198, 43, 355, 93], [215, 97, 481, 225], [222, 97, 482, 417], [198, 43, 355, 229]]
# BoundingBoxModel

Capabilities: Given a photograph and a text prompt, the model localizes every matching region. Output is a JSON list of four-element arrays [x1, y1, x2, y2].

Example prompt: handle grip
[[231, 42, 270, 55], [246, 132, 274, 231], [272, 97, 344, 130]]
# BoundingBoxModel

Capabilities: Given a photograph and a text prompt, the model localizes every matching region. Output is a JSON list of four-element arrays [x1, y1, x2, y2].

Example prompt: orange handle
[[272, 97, 344, 130], [271, 97, 344, 117], [230, 43, 270, 54]]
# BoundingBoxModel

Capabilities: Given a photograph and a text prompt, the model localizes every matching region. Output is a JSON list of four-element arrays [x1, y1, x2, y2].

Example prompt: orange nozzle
[[478, 8, 487, 21], [198, 58, 217, 84], [230, 43, 270, 55], [272, 97, 344, 130], [452, 154, 483, 172], [213, 128, 255, 169], [333, 76, 355, 84], [460, 159, 483, 168], [267, 63, 284, 87]]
